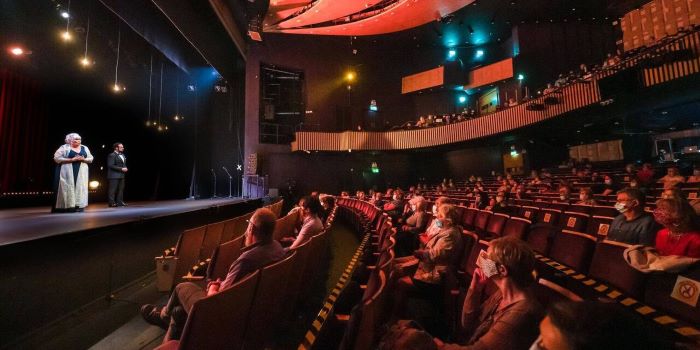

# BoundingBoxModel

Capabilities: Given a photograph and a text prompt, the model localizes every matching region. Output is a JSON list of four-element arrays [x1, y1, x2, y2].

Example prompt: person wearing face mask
[[371, 191, 385, 207], [555, 187, 571, 204], [140, 208, 284, 341], [434, 237, 543, 350], [600, 175, 619, 196], [384, 189, 407, 221], [471, 192, 489, 210], [607, 188, 658, 246], [393, 205, 462, 319], [687, 167, 700, 183], [319, 195, 336, 224], [575, 187, 597, 206], [491, 191, 511, 214], [658, 166, 685, 190], [285, 195, 324, 250], [396, 196, 431, 256], [653, 198, 700, 258], [530, 301, 665, 350]]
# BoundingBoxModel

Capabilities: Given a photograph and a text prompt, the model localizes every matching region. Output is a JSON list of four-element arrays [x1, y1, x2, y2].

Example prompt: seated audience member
[[319, 195, 336, 223], [469, 175, 477, 183], [555, 187, 572, 204], [636, 163, 655, 188], [687, 167, 700, 183], [531, 301, 666, 350], [621, 163, 637, 181], [542, 83, 555, 95], [491, 192, 511, 214], [340, 191, 350, 198], [653, 198, 700, 258], [393, 205, 462, 316], [371, 191, 385, 207], [385, 188, 395, 198], [284, 195, 324, 249], [658, 167, 685, 190], [514, 184, 529, 200], [416, 116, 427, 128], [436, 237, 543, 350], [140, 208, 285, 341], [397, 196, 431, 256], [663, 187, 700, 214], [530, 176, 543, 185], [356, 190, 366, 201], [496, 180, 511, 193], [600, 175, 619, 196], [384, 189, 407, 220], [471, 192, 489, 210], [607, 188, 657, 246], [576, 187, 597, 206]]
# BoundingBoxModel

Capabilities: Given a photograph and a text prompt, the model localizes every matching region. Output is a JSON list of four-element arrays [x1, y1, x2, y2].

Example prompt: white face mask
[[477, 250, 500, 278], [432, 205, 438, 215], [410, 205, 416, 212], [605, 179, 613, 185], [560, 195, 567, 201], [529, 336, 544, 350], [496, 196, 504, 203], [614, 202, 628, 213], [579, 194, 587, 201]]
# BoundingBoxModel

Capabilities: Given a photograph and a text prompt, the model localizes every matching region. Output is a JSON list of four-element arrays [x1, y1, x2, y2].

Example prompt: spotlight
[[517, 73, 525, 81], [475, 49, 484, 58], [174, 115, 183, 121], [60, 11, 70, 19], [459, 96, 467, 103], [80, 57, 92, 67], [9, 47, 24, 56], [61, 31, 73, 42], [112, 84, 124, 93], [157, 125, 164, 132], [88, 181, 100, 190], [448, 49, 456, 58], [146, 121, 151, 127], [345, 72, 355, 82]]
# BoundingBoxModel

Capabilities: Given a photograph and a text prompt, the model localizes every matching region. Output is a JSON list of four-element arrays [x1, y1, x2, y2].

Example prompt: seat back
[[485, 213, 509, 238], [567, 204, 593, 214], [243, 251, 297, 349], [558, 212, 589, 232], [207, 235, 245, 281], [591, 205, 619, 218], [279, 238, 314, 321], [586, 215, 614, 240], [173, 226, 207, 286], [644, 264, 700, 324], [462, 208, 478, 230], [526, 225, 554, 254], [353, 270, 388, 350], [549, 230, 597, 273], [273, 211, 300, 241], [474, 210, 492, 233], [589, 240, 647, 297], [458, 231, 479, 275], [501, 217, 531, 240], [519, 206, 539, 221], [536, 209, 561, 226], [532, 278, 583, 308], [199, 221, 225, 260], [177, 270, 260, 350], [220, 218, 239, 243]]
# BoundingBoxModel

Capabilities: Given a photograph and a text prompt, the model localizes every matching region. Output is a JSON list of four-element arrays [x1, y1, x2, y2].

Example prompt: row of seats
[[154, 201, 284, 291], [156, 204, 337, 350], [326, 198, 699, 349]]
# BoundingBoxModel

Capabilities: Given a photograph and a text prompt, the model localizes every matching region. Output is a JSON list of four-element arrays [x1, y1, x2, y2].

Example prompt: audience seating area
[[150, 199, 340, 349], [299, 161, 700, 349]]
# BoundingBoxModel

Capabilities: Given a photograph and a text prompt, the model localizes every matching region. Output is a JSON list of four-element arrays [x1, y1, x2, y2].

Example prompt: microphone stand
[[222, 166, 233, 198], [210, 169, 218, 198]]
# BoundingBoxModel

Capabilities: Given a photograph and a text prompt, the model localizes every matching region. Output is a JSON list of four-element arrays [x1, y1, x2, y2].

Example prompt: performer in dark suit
[[107, 142, 128, 207]]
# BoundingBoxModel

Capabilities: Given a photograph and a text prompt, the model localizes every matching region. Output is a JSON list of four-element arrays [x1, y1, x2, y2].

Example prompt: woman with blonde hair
[[52, 133, 93, 212]]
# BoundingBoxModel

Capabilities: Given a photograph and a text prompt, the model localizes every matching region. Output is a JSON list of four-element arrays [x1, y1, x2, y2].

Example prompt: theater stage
[[0, 197, 265, 349], [0, 198, 250, 247]]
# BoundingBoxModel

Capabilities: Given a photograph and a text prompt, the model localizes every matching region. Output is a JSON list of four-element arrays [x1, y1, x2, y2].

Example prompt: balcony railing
[[291, 27, 700, 152], [291, 81, 600, 152]]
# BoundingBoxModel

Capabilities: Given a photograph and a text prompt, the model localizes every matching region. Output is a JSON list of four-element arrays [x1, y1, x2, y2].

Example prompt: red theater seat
[[588, 240, 647, 298], [549, 230, 597, 273]]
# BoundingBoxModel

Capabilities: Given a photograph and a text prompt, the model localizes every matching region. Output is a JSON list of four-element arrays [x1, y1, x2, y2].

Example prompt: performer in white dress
[[52, 133, 93, 212]]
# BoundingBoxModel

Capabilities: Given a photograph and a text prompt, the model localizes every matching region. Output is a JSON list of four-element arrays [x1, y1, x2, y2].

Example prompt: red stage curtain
[[0, 69, 48, 193]]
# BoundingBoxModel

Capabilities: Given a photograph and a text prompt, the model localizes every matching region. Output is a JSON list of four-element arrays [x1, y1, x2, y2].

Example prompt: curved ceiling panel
[[266, 0, 475, 36], [263, 0, 312, 27], [274, 0, 384, 29]]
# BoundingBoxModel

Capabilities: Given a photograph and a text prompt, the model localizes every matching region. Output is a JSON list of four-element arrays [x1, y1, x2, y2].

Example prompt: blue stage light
[[448, 49, 456, 58], [475, 50, 484, 58], [459, 96, 467, 103]]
